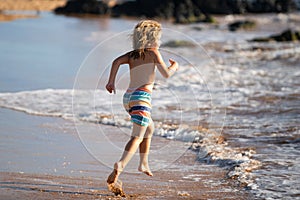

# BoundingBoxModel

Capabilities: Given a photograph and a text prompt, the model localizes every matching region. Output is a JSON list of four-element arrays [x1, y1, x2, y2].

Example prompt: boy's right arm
[[154, 49, 178, 78], [106, 53, 129, 94]]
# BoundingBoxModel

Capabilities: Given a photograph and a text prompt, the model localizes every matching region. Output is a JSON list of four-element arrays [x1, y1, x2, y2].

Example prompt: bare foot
[[107, 162, 122, 184], [107, 179, 126, 197], [138, 165, 153, 176]]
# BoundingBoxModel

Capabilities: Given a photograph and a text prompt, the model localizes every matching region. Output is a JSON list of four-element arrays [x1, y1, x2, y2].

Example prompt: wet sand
[[0, 108, 254, 199], [0, 169, 252, 200]]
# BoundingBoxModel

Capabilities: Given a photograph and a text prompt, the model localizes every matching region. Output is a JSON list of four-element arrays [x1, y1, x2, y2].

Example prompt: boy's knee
[[145, 124, 154, 138], [132, 136, 144, 142]]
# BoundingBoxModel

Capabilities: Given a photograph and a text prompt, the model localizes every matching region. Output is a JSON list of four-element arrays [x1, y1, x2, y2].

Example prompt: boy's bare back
[[127, 50, 157, 91]]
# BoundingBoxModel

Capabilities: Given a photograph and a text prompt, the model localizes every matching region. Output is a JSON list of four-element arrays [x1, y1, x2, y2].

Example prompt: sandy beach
[[0, 108, 254, 199], [0, 0, 66, 21], [0, 0, 66, 11]]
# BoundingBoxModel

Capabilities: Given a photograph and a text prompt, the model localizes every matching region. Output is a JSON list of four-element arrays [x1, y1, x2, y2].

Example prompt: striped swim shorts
[[123, 87, 152, 126]]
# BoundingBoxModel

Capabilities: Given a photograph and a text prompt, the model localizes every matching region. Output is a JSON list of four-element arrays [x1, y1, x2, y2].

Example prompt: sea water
[[0, 12, 299, 199]]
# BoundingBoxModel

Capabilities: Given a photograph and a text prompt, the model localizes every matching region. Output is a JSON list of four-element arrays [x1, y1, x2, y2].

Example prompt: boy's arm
[[153, 49, 178, 78], [106, 53, 129, 93]]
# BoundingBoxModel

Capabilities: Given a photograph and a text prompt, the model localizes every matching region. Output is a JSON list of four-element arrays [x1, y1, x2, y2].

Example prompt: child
[[106, 20, 179, 185]]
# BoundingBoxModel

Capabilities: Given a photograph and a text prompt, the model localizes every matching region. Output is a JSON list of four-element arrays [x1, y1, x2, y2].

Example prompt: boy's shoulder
[[148, 48, 160, 53], [147, 48, 161, 57], [126, 49, 160, 59]]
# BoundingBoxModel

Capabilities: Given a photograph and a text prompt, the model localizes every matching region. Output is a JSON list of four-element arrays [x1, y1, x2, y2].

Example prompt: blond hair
[[130, 20, 162, 59]]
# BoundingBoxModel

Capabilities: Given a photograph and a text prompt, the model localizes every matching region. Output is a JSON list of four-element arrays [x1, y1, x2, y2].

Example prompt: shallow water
[[0, 12, 300, 199]]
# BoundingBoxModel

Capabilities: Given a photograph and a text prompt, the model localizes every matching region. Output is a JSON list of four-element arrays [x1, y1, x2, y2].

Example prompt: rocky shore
[[54, 0, 299, 23]]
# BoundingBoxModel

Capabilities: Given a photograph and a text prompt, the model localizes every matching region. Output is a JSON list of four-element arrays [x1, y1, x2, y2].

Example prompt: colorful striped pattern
[[123, 87, 152, 126]]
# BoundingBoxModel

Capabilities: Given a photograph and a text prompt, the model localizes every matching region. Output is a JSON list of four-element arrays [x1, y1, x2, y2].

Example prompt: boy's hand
[[106, 83, 116, 94], [169, 59, 179, 70]]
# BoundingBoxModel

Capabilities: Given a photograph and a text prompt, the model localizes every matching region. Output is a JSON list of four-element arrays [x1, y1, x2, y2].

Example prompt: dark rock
[[228, 20, 256, 31], [192, 26, 203, 31], [246, 0, 297, 13], [54, 0, 110, 15], [250, 37, 273, 42], [111, 0, 215, 24], [139, 0, 175, 18], [192, 0, 248, 14], [112, 0, 175, 18], [174, 0, 203, 24], [161, 40, 197, 48], [251, 29, 300, 42], [111, 1, 141, 17], [272, 29, 300, 41], [193, 0, 297, 14]]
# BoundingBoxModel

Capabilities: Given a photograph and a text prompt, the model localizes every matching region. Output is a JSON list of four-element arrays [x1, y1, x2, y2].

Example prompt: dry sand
[[0, 108, 254, 199], [0, 0, 66, 21], [0, 0, 66, 11]]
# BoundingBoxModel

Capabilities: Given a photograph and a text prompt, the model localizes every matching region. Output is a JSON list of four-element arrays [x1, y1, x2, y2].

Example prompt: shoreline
[[0, 108, 254, 199]]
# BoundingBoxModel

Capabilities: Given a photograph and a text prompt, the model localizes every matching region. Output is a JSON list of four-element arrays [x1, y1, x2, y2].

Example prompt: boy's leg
[[107, 123, 147, 184], [138, 119, 154, 176]]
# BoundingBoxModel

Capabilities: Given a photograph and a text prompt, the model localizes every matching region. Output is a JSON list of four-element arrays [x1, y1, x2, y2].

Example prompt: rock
[[161, 40, 196, 48], [192, 26, 203, 31], [111, 0, 215, 24], [194, 0, 297, 14], [246, 0, 297, 13], [228, 20, 256, 32], [139, 0, 174, 18], [272, 29, 300, 41], [111, 1, 140, 17], [54, 0, 110, 15], [251, 29, 300, 42], [193, 0, 247, 14], [112, 0, 172, 18], [174, 0, 203, 24]]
